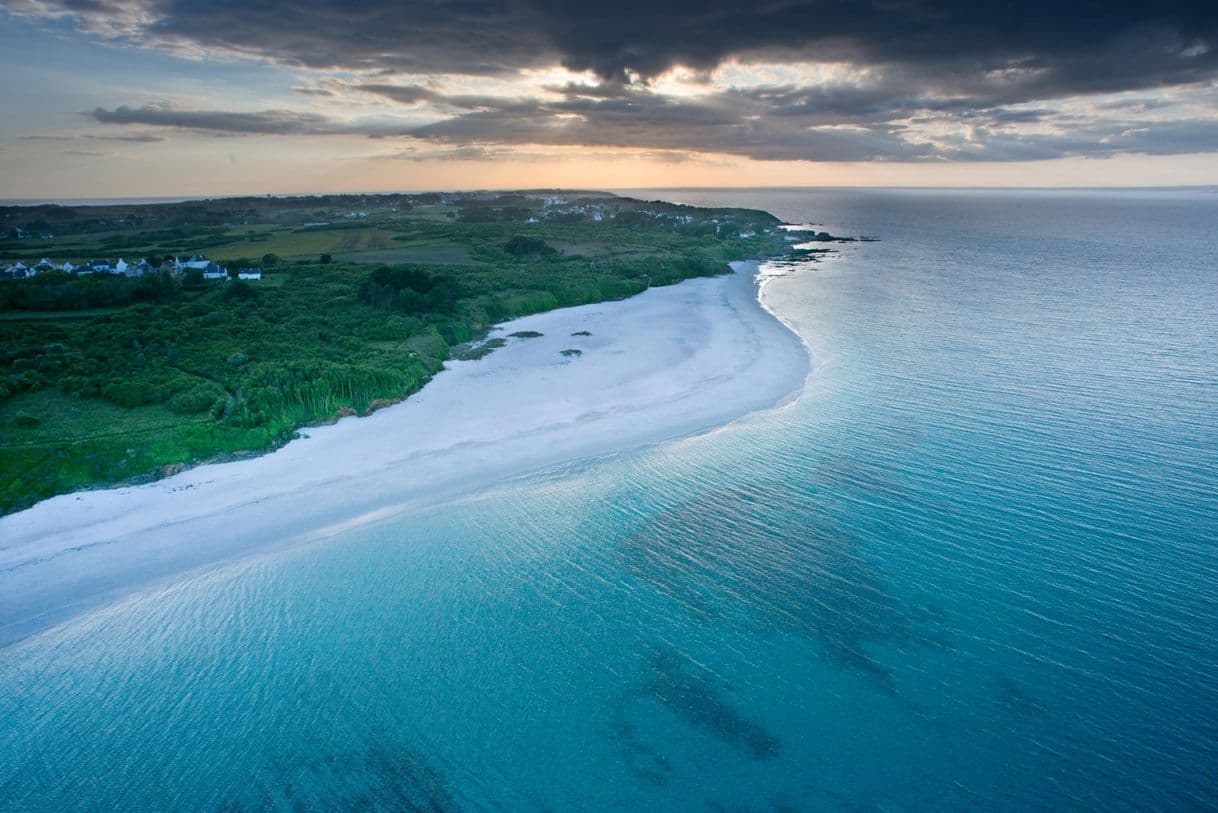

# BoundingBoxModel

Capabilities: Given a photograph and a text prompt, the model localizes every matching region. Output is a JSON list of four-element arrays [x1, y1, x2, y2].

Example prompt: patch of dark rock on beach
[[452, 337, 506, 361]]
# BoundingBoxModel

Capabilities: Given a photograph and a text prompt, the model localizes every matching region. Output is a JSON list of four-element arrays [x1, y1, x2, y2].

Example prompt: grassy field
[[0, 389, 254, 507], [204, 228, 380, 261], [0, 191, 787, 513], [0, 306, 130, 321]]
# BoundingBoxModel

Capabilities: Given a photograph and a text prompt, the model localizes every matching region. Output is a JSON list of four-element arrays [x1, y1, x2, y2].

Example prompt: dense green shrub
[[169, 382, 226, 414], [503, 235, 556, 257], [11, 411, 39, 427]]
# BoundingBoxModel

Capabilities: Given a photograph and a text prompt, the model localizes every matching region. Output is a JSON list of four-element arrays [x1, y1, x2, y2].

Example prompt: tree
[[319, 253, 333, 264], [504, 235, 557, 257], [225, 280, 257, 300]]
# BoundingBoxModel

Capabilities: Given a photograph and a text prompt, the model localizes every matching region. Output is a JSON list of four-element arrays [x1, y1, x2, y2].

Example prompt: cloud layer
[[10, 0, 1218, 162]]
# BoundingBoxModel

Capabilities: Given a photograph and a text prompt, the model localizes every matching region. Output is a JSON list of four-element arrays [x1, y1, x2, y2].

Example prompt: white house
[[202, 262, 228, 280], [175, 254, 213, 272], [76, 261, 104, 274]]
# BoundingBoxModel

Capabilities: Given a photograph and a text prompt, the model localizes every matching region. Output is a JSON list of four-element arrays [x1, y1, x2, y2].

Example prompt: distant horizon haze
[[3, 184, 1218, 209]]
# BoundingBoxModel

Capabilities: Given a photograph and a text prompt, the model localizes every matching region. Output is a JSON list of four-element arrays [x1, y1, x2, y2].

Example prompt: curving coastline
[[0, 260, 809, 645]]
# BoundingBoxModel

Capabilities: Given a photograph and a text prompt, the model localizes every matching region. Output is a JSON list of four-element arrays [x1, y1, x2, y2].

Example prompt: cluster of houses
[[523, 201, 760, 238], [1, 227, 54, 241], [0, 255, 263, 281]]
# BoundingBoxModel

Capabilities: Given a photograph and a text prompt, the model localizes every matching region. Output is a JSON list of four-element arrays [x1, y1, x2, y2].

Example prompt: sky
[[1, 0, 1217, 197]]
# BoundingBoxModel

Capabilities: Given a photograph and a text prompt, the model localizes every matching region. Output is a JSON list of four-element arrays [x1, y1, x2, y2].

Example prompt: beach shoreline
[[0, 260, 810, 646]]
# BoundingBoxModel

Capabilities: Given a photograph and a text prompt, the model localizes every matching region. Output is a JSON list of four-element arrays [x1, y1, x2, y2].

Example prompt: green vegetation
[[0, 191, 784, 513], [503, 235, 557, 257], [0, 270, 179, 311]]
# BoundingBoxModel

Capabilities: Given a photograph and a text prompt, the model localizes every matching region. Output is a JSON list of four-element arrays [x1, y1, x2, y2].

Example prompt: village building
[[201, 262, 228, 280], [73, 258, 127, 275], [127, 259, 157, 277], [177, 255, 212, 272], [74, 261, 104, 274], [1, 253, 234, 282]]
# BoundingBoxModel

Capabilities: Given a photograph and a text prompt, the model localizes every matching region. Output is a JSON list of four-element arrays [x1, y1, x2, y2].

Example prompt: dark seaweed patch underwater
[[641, 647, 780, 760], [221, 741, 456, 812], [617, 476, 950, 691]]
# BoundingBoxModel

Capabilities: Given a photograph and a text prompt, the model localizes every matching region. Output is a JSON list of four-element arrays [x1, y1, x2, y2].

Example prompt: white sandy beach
[[0, 261, 808, 645]]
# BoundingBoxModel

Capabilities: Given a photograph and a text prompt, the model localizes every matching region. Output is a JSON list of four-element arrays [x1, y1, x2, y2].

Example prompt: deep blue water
[[2, 189, 1216, 811]]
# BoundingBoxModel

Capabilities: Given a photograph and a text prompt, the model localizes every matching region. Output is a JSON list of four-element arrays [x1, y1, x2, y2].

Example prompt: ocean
[[2, 189, 1216, 810]]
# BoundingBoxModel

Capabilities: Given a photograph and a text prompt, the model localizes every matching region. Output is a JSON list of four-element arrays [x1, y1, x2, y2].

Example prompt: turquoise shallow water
[[2, 189, 1217, 810]]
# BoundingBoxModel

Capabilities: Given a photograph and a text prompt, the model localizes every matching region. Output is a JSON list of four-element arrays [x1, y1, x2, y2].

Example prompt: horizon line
[[4, 184, 1217, 208]]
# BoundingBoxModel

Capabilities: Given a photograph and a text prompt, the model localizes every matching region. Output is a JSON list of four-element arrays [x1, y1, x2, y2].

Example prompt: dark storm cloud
[[402, 87, 935, 161], [36, 0, 1217, 161], [85, 132, 168, 142], [355, 84, 443, 105], [399, 81, 1218, 161], [957, 118, 1218, 160], [354, 84, 525, 111], [86, 77, 1218, 163], [16, 0, 1216, 91], [86, 92, 933, 161], [89, 105, 343, 135], [21, 131, 167, 143]]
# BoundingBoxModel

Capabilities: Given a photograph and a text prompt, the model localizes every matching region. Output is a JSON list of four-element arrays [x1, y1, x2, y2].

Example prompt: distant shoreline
[[0, 260, 809, 647], [1, 196, 209, 207], [4, 185, 1217, 208]]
